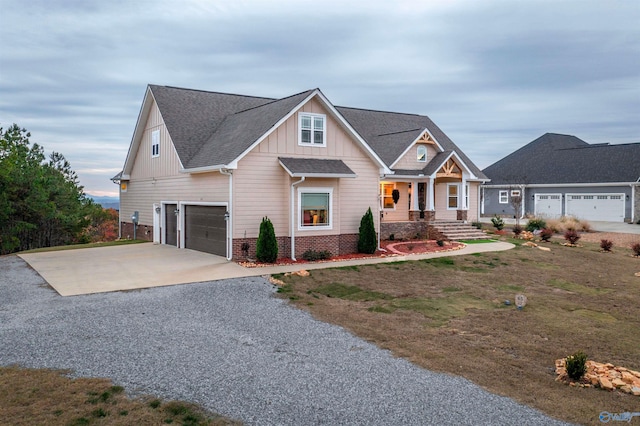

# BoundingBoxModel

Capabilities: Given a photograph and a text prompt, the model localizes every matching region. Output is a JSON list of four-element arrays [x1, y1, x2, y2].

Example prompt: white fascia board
[[180, 163, 237, 174], [389, 128, 446, 169], [524, 182, 636, 188]]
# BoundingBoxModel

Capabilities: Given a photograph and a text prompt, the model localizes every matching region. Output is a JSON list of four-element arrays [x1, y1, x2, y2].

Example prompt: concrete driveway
[[19, 241, 515, 297], [18, 243, 247, 296]]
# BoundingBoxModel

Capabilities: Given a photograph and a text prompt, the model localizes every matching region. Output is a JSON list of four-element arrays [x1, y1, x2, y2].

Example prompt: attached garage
[[566, 193, 625, 222], [534, 194, 562, 218], [184, 205, 227, 256]]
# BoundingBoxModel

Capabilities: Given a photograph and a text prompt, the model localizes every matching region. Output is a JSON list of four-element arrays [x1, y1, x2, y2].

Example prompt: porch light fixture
[[174, 208, 180, 215], [224, 211, 230, 221], [155, 206, 161, 213]]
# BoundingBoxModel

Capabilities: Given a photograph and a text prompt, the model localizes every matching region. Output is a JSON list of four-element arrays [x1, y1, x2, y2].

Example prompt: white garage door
[[534, 194, 562, 218], [566, 194, 625, 222]]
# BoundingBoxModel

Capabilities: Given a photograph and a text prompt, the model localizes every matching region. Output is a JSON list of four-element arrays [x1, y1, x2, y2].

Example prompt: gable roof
[[123, 85, 485, 179], [483, 133, 640, 185], [336, 106, 486, 180]]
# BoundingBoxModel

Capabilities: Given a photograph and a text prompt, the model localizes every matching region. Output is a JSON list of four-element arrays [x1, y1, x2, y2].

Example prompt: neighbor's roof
[[144, 85, 485, 178], [483, 133, 640, 185]]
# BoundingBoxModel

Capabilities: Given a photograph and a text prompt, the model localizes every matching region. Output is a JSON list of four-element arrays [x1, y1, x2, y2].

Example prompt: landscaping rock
[[538, 246, 551, 252], [555, 359, 640, 396]]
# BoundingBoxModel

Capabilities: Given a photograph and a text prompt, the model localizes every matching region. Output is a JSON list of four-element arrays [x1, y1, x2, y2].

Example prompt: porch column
[[461, 175, 467, 209], [428, 178, 435, 211], [411, 180, 419, 210]]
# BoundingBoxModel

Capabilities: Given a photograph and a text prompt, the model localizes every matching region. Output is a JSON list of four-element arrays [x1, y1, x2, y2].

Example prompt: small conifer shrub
[[358, 208, 377, 254], [565, 351, 588, 381], [256, 217, 278, 263]]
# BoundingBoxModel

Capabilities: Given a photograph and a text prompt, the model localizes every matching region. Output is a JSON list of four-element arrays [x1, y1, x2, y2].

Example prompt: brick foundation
[[120, 222, 153, 241], [232, 234, 360, 260]]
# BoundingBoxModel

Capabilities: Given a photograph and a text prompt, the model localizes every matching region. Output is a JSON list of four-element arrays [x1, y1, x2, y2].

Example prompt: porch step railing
[[430, 221, 488, 241]]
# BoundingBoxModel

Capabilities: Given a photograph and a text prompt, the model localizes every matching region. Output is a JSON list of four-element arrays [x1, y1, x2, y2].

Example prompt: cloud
[[1, 0, 638, 194]]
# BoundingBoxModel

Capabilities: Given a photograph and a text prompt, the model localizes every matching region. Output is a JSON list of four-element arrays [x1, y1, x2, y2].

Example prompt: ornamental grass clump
[[565, 351, 588, 381], [256, 217, 278, 263]]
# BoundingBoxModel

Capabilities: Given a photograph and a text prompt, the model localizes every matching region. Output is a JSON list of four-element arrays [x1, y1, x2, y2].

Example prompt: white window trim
[[381, 182, 397, 211], [151, 129, 160, 158], [447, 183, 459, 210], [298, 187, 333, 231], [464, 183, 470, 210], [499, 190, 508, 204], [417, 145, 427, 163], [510, 190, 521, 197], [298, 112, 327, 147]]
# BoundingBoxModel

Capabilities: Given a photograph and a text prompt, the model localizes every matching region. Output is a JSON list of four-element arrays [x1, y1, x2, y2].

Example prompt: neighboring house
[[482, 133, 640, 223], [114, 85, 487, 260]]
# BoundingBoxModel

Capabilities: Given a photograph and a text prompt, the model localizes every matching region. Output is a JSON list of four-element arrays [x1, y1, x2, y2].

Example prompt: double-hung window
[[151, 130, 160, 158], [299, 113, 326, 146], [299, 188, 332, 229], [499, 190, 508, 204], [447, 184, 459, 209]]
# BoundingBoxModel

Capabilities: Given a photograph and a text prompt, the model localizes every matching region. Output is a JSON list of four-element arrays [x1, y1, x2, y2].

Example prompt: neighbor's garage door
[[184, 205, 227, 256], [535, 194, 562, 218], [566, 194, 625, 222]]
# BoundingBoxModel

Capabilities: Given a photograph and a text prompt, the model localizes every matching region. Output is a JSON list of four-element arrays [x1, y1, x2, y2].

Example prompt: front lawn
[[275, 240, 640, 426]]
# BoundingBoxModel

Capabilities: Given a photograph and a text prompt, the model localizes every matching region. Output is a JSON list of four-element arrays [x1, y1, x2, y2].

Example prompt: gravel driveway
[[0, 256, 569, 425]]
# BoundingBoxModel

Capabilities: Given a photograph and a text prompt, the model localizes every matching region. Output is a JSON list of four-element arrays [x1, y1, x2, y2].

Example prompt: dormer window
[[417, 145, 427, 162], [299, 113, 326, 146], [151, 130, 160, 158]]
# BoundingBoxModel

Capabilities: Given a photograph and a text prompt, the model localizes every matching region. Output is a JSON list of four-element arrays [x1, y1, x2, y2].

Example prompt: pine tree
[[357, 207, 377, 254], [256, 217, 278, 263]]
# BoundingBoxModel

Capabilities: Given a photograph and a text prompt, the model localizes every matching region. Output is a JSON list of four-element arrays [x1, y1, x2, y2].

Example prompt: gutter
[[290, 177, 305, 261]]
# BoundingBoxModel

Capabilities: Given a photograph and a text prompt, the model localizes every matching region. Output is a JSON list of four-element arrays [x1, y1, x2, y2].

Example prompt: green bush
[[358, 207, 377, 254], [302, 249, 332, 261], [256, 217, 278, 263], [491, 215, 504, 230], [565, 351, 588, 380], [525, 218, 547, 232]]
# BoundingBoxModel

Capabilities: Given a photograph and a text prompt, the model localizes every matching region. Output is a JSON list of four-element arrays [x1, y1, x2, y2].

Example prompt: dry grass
[[0, 366, 240, 425], [276, 238, 640, 426], [545, 216, 592, 233]]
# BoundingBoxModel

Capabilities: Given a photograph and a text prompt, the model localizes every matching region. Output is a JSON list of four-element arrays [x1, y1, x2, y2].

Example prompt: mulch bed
[[238, 240, 465, 268]]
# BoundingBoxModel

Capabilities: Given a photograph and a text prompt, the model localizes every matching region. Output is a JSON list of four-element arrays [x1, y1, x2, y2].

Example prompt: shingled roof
[[483, 133, 640, 185], [141, 85, 485, 179]]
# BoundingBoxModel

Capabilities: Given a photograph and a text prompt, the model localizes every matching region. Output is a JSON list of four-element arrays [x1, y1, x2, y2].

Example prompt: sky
[[1, 0, 639, 197]]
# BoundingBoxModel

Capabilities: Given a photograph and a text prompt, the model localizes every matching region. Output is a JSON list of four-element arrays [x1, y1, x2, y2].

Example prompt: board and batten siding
[[122, 99, 228, 227], [392, 144, 439, 170], [233, 97, 380, 239], [129, 99, 182, 180]]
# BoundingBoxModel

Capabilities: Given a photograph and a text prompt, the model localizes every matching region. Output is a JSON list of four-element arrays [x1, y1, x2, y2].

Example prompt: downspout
[[479, 185, 484, 218], [290, 177, 305, 261], [220, 169, 233, 261], [632, 183, 636, 224]]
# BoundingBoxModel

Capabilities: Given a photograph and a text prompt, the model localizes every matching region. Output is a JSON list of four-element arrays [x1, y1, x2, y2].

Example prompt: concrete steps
[[431, 221, 488, 241]]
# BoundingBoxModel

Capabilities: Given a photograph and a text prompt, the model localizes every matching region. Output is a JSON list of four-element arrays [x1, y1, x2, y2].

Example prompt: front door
[[165, 204, 178, 246]]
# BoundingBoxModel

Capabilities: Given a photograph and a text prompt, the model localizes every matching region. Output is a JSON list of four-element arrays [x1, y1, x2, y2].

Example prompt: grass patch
[[458, 239, 497, 244], [18, 239, 147, 254], [277, 241, 640, 425], [311, 283, 391, 301], [0, 366, 240, 425], [548, 278, 611, 296], [419, 257, 455, 267]]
